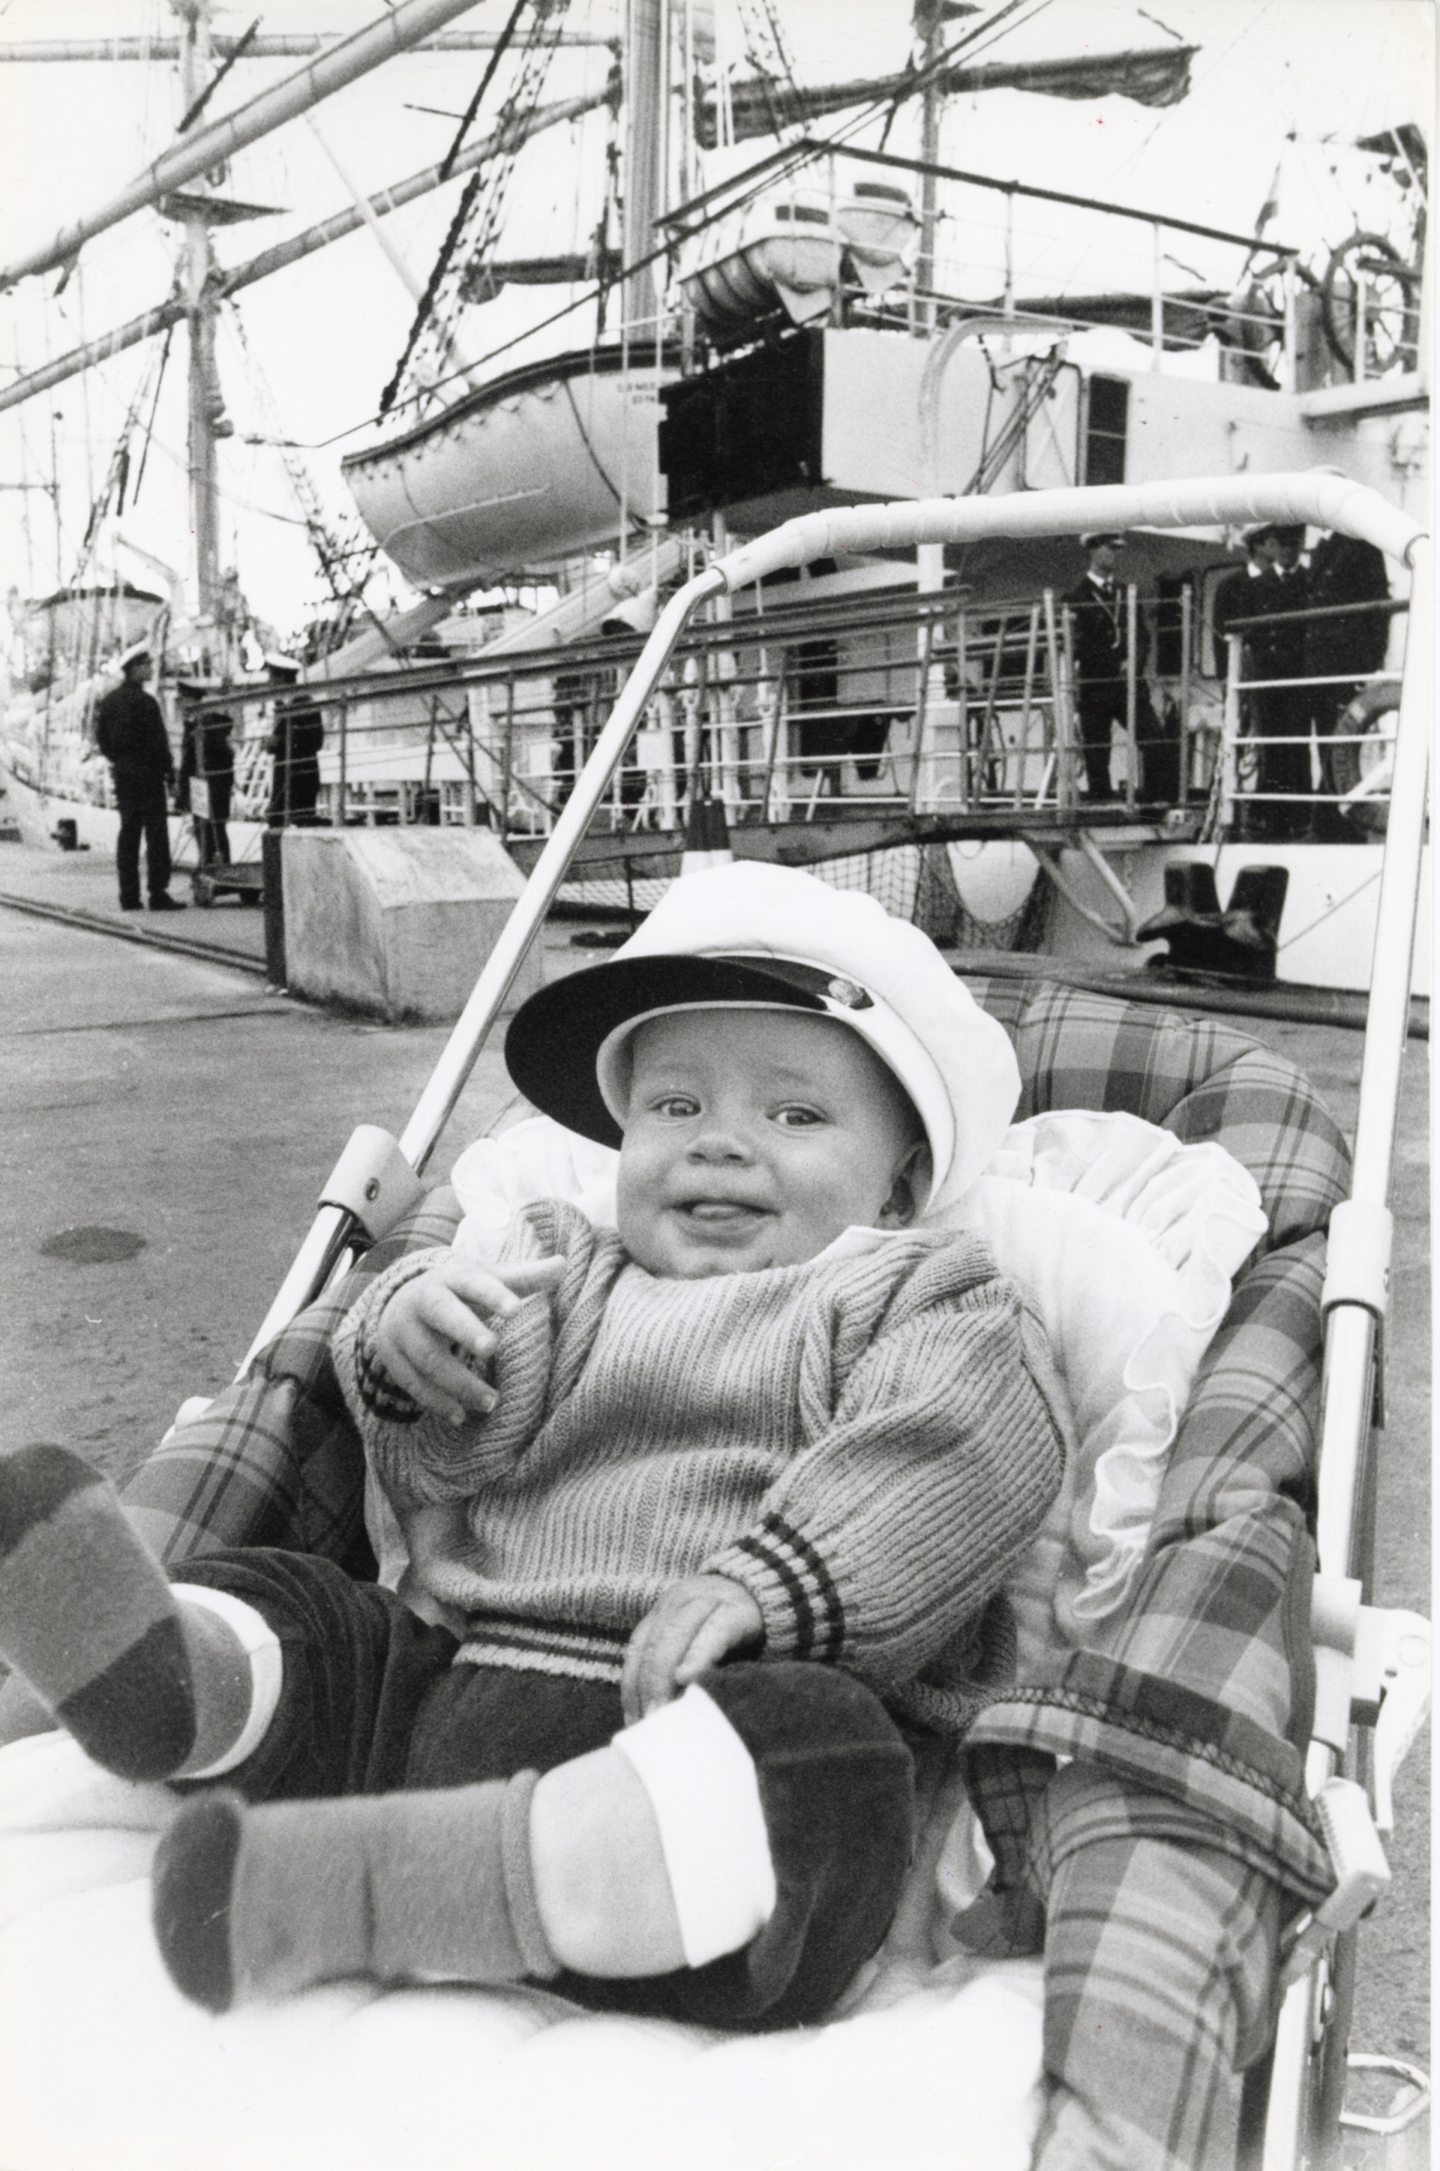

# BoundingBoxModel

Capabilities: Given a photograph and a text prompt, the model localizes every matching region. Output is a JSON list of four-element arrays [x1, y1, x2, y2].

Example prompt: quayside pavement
[[0, 852, 1429, 2112], [0, 838, 269, 975]]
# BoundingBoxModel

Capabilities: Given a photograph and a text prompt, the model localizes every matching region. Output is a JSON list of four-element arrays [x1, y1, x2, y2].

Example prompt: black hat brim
[[504, 954, 834, 1148]]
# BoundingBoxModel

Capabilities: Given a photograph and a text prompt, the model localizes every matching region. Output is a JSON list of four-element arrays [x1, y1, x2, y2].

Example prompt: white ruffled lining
[[945, 1112, 1267, 1670]]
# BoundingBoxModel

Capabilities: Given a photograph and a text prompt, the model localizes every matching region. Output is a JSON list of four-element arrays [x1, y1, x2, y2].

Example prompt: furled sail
[[695, 45, 1196, 147]]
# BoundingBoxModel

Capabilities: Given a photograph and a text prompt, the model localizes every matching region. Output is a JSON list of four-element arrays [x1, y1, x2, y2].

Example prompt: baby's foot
[[151, 1791, 253, 2011], [153, 1774, 554, 2011], [0, 1444, 196, 1780]]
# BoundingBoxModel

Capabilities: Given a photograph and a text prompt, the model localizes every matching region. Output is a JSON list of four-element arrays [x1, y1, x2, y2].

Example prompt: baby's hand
[[621, 1576, 763, 1723], [374, 1253, 565, 1426]]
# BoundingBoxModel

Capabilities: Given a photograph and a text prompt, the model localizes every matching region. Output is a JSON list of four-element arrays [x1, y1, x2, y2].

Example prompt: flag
[[1254, 160, 1284, 238]]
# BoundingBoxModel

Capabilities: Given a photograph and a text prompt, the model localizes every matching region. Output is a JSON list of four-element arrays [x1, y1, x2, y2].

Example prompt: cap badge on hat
[[824, 975, 871, 1009]]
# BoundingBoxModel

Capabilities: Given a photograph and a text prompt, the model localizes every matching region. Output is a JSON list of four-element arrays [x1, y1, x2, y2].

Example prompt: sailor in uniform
[[1242, 524, 1311, 838], [1063, 532, 1168, 804]]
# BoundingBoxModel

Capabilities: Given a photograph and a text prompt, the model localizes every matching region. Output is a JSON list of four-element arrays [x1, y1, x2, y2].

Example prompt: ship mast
[[175, 0, 225, 644], [622, 0, 667, 335], [915, 0, 942, 331]]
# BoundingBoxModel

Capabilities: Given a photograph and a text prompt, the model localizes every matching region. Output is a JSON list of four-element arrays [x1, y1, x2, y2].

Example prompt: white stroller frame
[[243, 472, 1431, 2167]]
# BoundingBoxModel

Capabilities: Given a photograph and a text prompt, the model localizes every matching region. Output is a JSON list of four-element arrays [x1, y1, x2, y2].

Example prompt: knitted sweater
[[334, 1200, 1067, 1730]]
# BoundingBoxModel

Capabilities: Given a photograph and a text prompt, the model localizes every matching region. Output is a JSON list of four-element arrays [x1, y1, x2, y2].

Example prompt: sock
[[613, 1686, 775, 1967], [152, 1769, 558, 2012], [0, 1445, 197, 1780], [170, 1586, 283, 1779], [0, 1669, 56, 1751]]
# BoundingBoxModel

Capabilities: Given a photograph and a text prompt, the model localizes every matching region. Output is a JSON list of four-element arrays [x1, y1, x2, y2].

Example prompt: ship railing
[[668, 137, 1304, 385], [1216, 595, 1410, 839], [180, 577, 1214, 842], [1056, 581, 1204, 817], [299, 582, 1110, 839], [916, 252, 1256, 372], [291, 587, 1222, 839]]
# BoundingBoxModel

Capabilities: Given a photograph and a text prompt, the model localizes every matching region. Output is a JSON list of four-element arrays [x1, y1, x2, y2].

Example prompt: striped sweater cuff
[[706, 1514, 846, 1663]]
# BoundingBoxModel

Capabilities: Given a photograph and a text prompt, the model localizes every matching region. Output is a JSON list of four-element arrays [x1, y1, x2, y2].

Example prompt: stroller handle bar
[[243, 470, 1428, 1369], [708, 471, 1424, 594]]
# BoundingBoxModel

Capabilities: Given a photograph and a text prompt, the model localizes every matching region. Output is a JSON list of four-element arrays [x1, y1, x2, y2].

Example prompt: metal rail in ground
[[0, 887, 271, 978]]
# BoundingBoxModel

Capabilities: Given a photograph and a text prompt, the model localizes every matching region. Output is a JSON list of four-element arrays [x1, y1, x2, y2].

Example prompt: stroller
[[0, 473, 1428, 2170]]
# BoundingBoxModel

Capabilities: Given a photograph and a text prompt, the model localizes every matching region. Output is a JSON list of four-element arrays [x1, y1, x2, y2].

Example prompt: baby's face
[[615, 1009, 922, 1279]]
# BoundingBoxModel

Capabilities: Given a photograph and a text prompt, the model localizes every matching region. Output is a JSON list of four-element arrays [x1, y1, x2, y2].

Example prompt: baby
[[0, 863, 1065, 2031]]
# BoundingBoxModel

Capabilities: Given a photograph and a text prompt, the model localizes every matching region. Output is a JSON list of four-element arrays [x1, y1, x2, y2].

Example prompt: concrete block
[[280, 827, 542, 1023]]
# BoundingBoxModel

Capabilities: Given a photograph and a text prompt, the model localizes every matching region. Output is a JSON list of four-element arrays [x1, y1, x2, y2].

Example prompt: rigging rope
[[733, 0, 802, 142], [224, 297, 391, 651], [296, 0, 1109, 447], [177, 16, 260, 133], [128, 321, 175, 510], [71, 338, 166, 579], [379, 0, 567, 418]]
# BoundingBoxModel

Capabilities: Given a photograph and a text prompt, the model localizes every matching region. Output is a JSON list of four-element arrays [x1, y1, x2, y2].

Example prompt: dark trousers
[[196, 777, 232, 866], [114, 780, 173, 904], [1139, 702, 1181, 805], [177, 1548, 916, 2031], [1250, 688, 1313, 836], [1075, 686, 1118, 800], [1076, 683, 1172, 805], [268, 761, 322, 828]]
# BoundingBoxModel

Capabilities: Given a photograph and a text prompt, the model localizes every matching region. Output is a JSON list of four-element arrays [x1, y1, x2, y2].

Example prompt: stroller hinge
[[1282, 1777, 1390, 1984], [1310, 1584, 1432, 1821], [1310, 1574, 1364, 1755], [1360, 1609, 1432, 1833], [1321, 1200, 1393, 1319], [1288, 1596, 1432, 1983], [318, 1125, 426, 1244]]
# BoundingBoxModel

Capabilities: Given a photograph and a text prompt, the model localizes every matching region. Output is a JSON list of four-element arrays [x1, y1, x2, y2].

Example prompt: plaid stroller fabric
[[118, 978, 1350, 2171]]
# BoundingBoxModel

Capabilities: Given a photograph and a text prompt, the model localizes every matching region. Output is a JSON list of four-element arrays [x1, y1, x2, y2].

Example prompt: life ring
[[1322, 679, 1399, 836]]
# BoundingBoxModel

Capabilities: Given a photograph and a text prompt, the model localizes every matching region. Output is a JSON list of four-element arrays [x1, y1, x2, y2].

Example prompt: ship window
[[1084, 375, 1129, 487]]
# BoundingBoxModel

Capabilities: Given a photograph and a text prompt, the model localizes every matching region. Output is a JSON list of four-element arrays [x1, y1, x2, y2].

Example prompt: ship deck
[[0, 840, 1428, 2123]]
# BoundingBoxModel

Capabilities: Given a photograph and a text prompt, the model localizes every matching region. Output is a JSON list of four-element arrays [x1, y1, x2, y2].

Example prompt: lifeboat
[[340, 344, 682, 594], [835, 179, 920, 294], [679, 186, 843, 332]]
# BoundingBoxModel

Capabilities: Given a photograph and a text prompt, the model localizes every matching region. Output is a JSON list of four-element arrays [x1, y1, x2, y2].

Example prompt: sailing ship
[[0, 0, 1429, 996]]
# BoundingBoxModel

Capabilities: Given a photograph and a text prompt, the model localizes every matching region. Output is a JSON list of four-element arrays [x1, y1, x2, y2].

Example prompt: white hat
[[504, 862, 1020, 1211]]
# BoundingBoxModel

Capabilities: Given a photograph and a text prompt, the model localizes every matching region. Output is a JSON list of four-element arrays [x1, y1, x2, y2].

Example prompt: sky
[[0, 0, 1431, 640]]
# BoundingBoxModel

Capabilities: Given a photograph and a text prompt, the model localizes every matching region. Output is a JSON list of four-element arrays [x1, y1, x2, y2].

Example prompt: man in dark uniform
[[1210, 534, 1268, 680], [93, 648, 185, 911], [266, 657, 325, 828], [177, 684, 236, 867], [1210, 532, 1268, 833], [1304, 529, 1391, 713], [1303, 529, 1392, 837], [1063, 532, 1171, 804], [1245, 524, 1312, 838]]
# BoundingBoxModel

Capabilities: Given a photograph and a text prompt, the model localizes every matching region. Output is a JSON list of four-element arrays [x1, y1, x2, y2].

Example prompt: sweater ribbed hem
[[457, 1617, 629, 1683]]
